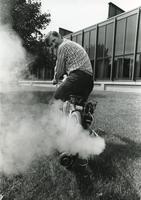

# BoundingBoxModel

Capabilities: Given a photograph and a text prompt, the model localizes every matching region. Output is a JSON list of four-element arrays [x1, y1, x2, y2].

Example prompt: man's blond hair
[[44, 31, 61, 46]]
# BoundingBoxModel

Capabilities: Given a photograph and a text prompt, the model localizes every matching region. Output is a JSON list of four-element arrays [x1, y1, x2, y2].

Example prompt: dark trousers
[[54, 70, 94, 101]]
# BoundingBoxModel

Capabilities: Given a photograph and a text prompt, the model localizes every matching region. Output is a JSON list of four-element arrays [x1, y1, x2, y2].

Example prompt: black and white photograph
[[0, 0, 141, 199]]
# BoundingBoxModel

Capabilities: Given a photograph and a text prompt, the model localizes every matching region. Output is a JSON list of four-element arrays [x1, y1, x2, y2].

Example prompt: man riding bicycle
[[44, 31, 94, 102], [44, 32, 101, 172]]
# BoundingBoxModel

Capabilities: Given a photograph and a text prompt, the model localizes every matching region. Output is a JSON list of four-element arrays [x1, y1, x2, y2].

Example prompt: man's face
[[49, 35, 61, 49]]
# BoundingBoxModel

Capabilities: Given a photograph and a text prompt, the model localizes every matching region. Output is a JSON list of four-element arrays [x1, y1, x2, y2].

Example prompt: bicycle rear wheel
[[59, 152, 78, 168]]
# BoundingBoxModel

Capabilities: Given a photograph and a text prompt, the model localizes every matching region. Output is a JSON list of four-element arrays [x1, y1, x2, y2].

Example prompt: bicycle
[[59, 94, 100, 168], [53, 77, 104, 169]]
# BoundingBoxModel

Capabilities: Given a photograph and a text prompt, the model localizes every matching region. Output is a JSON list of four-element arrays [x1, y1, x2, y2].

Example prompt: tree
[[11, 0, 51, 52], [11, 0, 55, 80], [0, 0, 54, 80]]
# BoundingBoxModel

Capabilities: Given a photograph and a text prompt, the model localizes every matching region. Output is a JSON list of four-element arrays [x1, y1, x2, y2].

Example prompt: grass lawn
[[0, 89, 141, 200]]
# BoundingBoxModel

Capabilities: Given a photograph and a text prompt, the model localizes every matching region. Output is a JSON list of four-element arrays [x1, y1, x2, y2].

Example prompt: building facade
[[64, 6, 141, 91]]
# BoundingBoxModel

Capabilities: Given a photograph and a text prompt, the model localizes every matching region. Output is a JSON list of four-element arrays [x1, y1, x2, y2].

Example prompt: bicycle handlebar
[[52, 75, 68, 85]]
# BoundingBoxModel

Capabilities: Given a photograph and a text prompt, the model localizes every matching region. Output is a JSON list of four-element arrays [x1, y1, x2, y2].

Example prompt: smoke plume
[[0, 24, 28, 84], [0, 99, 105, 175], [48, 101, 106, 158], [0, 1, 105, 175]]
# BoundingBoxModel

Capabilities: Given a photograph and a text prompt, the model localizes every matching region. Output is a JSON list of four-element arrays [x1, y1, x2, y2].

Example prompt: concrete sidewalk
[[18, 80, 141, 93]]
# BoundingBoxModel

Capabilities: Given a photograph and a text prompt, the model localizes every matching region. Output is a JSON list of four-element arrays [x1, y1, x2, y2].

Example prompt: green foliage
[[11, 0, 55, 80], [11, 0, 51, 51], [30, 44, 56, 80], [0, 0, 54, 79]]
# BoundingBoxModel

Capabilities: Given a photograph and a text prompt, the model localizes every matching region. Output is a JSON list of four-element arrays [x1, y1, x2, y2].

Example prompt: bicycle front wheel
[[70, 111, 81, 124]]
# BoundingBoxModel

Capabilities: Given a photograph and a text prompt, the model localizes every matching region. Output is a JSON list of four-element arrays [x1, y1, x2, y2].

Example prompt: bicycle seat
[[69, 95, 86, 106]]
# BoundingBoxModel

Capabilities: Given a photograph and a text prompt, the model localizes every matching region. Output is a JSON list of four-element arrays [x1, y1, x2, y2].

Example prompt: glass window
[[137, 12, 141, 53], [72, 35, 76, 42], [123, 56, 133, 78], [95, 59, 104, 79], [125, 14, 137, 54], [83, 31, 90, 55], [104, 58, 111, 79], [89, 29, 96, 60], [115, 19, 126, 56], [95, 58, 111, 79], [114, 56, 133, 79], [65, 35, 71, 40], [76, 34, 82, 45], [97, 26, 106, 58], [105, 23, 114, 57], [113, 57, 123, 79], [135, 54, 141, 79]]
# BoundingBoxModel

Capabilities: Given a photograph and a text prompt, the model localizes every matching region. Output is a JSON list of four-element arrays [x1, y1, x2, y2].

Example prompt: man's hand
[[52, 78, 58, 85]]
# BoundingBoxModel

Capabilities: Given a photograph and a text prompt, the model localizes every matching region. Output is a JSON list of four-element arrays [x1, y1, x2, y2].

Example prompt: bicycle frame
[[59, 95, 98, 168], [62, 95, 97, 134], [53, 78, 102, 168]]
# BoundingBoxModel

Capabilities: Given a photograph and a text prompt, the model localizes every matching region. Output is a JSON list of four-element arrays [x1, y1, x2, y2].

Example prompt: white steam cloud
[[0, 24, 28, 83], [0, 100, 105, 175], [49, 101, 106, 158], [0, 2, 105, 175]]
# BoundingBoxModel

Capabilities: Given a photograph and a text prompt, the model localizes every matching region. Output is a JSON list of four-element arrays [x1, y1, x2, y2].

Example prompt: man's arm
[[53, 48, 65, 82]]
